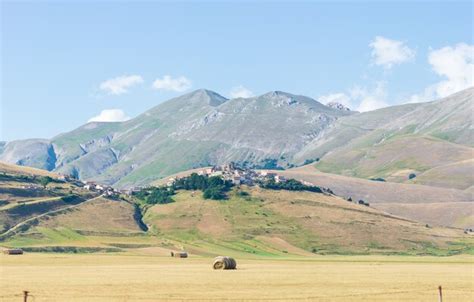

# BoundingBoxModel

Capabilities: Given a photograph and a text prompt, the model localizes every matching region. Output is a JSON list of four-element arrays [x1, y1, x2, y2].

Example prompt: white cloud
[[352, 82, 389, 112], [99, 75, 143, 95], [152, 75, 192, 92], [428, 43, 473, 97], [370, 36, 415, 69], [318, 93, 352, 108], [229, 85, 254, 98], [409, 43, 473, 102], [88, 109, 130, 123], [319, 82, 389, 112]]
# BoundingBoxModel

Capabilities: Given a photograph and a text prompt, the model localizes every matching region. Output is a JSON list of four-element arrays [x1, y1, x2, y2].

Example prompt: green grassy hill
[[301, 88, 473, 189], [2, 185, 472, 256], [141, 187, 472, 256]]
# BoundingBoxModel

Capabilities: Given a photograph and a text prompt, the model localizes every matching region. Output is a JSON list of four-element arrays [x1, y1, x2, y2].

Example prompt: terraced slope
[[4, 184, 471, 256], [0, 162, 97, 236]]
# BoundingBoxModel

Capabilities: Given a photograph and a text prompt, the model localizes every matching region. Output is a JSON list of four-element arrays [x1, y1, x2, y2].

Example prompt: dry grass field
[[277, 165, 473, 229], [0, 162, 59, 178], [1, 253, 473, 301]]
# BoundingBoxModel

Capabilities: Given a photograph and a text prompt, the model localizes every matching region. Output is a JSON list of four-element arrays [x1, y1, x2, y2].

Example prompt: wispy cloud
[[229, 85, 254, 98], [352, 82, 389, 112], [88, 109, 130, 123], [99, 75, 143, 95], [152, 75, 192, 92], [370, 36, 415, 69], [409, 43, 473, 103]]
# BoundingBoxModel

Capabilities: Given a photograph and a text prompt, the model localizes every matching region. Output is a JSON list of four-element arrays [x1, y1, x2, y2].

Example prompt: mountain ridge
[[0, 87, 472, 189]]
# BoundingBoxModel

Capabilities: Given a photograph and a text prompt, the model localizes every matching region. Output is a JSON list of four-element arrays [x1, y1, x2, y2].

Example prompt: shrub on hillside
[[259, 178, 323, 193], [203, 187, 226, 200], [146, 187, 174, 204], [38, 176, 54, 188], [370, 178, 386, 182], [133, 187, 175, 205], [303, 158, 319, 165], [174, 173, 232, 200]]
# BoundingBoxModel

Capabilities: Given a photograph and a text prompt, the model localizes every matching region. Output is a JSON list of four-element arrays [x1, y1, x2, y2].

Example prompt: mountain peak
[[186, 89, 228, 106], [261, 91, 295, 98], [326, 102, 352, 111]]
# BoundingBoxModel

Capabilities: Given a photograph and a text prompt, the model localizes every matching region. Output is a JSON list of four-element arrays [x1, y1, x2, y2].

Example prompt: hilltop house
[[275, 175, 286, 183], [83, 183, 96, 191], [167, 178, 176, 187]]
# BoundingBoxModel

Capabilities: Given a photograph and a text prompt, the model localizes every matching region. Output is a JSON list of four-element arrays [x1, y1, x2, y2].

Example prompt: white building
[[275, 175, 286, 183], [231, 176, 242, 185]]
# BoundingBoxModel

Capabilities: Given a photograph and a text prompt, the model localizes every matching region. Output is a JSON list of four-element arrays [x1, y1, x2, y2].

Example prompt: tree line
[[133, 173, 233, 204]]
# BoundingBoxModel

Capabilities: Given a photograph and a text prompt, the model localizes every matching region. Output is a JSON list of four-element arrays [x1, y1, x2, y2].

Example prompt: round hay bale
[[213, 256, 236, 270], [228, 257, 237, 269], [213, 259, 225, 269], [177, 251, 188, 258], [213, 256, 226, 269]]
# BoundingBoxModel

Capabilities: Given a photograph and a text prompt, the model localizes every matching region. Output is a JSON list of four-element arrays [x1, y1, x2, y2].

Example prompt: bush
[[146, 188, 174, 205], [174, 173, 232, 200], [133, 187, 175, 205], [38, 176, 54, 188], [61, 195, 79, 203], [303, 158, 319, 165], [259, 178, 322, 193], [370, 178, 386, 182], [203, 187, 226, 200]]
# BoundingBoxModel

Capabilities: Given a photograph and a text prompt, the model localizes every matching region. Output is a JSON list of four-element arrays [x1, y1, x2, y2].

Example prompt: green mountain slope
[[0, 87, 472, 189], [299, 88, 473, 188], [1, 90, 352, 188]]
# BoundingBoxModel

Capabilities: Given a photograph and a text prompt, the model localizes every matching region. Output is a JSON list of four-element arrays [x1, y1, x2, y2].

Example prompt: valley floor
[[1, 253, 473, 302]]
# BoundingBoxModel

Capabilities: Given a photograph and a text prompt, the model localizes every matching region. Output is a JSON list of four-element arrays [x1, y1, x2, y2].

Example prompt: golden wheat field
[[1, 253, 473, 302]]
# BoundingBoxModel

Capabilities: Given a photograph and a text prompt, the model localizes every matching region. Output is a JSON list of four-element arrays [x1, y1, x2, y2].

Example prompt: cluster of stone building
[[82, 181, 119, 197], [167, 163, 287, 187], [80, 163, 292, 196]]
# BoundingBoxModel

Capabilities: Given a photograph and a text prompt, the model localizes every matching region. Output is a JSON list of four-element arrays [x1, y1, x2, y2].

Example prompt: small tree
[[203, 187, 226, 200], [39, 176, 53, 188]]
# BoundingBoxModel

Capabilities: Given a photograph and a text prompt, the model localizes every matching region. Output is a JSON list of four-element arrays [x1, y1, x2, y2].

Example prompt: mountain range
[[0, 87, 472, 189]]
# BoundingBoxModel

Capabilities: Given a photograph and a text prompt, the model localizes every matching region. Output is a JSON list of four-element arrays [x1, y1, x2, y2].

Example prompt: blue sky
[[1, 1, 472, 141]]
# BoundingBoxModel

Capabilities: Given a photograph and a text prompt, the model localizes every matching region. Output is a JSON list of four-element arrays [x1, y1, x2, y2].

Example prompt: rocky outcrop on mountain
[[326, 102, 352, 111], [0, 139, 56, 171]]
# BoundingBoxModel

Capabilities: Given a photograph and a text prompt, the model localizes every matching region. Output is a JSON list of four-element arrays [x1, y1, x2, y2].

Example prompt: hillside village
[[6, 162, 367, 208], [166, 163, 290, 187], [78, 163, 368, 204], [80, 163, 292, 195]]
